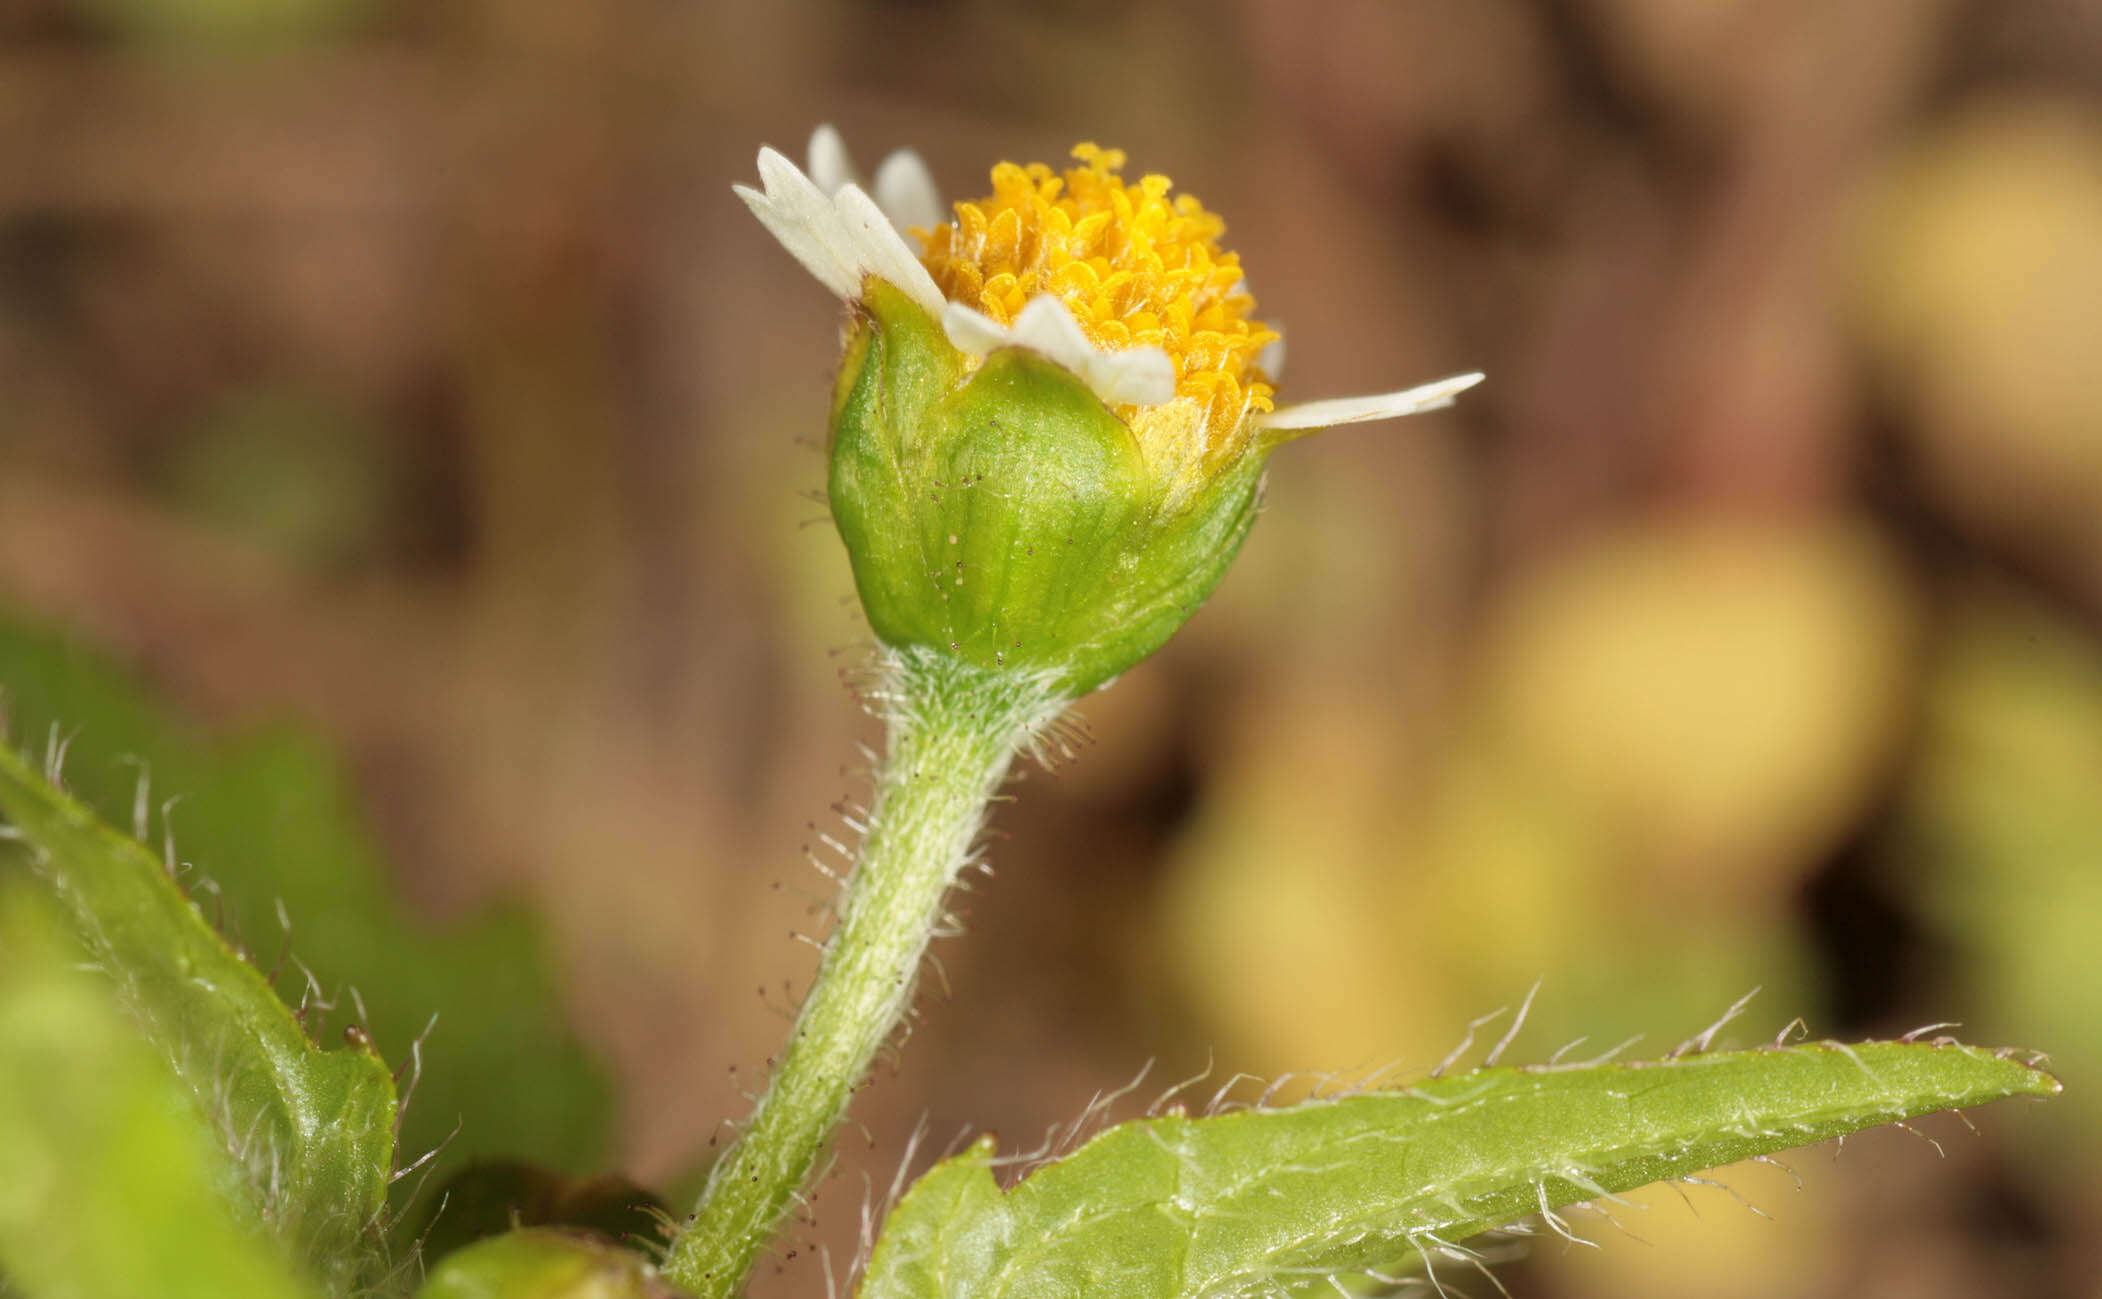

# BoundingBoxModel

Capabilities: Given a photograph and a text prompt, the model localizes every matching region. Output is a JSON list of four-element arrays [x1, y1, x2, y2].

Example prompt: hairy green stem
[[665, 648, 1068, 1297]]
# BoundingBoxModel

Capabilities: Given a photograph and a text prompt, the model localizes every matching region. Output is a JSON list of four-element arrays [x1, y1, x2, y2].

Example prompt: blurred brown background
[[2, 0, 2099, 1295]]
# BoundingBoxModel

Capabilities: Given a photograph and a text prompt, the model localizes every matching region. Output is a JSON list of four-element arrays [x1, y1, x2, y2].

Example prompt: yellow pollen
[[917, 143, 1279, 451]]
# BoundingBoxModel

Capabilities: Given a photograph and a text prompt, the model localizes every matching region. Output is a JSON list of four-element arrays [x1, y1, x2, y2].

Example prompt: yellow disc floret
[[918, 144, 1280, 470]]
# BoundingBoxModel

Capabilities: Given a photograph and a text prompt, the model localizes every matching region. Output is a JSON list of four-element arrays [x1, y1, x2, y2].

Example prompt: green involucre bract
[[829, 281, 1264, 696]]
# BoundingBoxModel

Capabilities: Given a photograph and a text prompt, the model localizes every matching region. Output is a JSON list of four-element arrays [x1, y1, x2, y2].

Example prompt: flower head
[[737, 128, 1481, 693], [919, 144, 1276, 479]]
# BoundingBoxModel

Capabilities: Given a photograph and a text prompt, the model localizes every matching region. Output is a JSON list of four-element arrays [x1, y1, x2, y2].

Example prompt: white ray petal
[[939, 301, 1012, 355], [757, 144, 833, 211], [1008, 294, 1104, 377], [807, 124, 858, 196], [1088, 345, 1177, 406], [833, 183, 946, 317], [1256, 371, 1485, 431], [743, 144, 955, 311], [873, 150, 944, 233], [752, 147, 868, 289], [942, 295, 1178, 408], [735, 177, 860, 301]]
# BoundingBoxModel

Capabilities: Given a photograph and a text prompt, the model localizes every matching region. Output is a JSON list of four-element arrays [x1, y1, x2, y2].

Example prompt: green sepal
[[859, 1040, 2058, 1299], [829, 281, 1265, 695]]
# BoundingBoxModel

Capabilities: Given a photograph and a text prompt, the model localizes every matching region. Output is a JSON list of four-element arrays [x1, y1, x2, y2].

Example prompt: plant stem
[[664, 647, 1068, 1298]]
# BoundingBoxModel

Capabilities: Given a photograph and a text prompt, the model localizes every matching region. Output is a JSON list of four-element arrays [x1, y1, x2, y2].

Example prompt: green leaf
[[860, 1040, 2058, 1299], [0, 740, 396, 1293], [0, 613, 611, 1189], [0, 885, 324, 1299]]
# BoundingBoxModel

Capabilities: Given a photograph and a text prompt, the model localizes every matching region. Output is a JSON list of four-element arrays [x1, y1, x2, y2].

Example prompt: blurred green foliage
[[75, 0, 372, 49], [0, 611, 613, 1199], [1910, 589, 2102, 1155], [0, 732, 397, 1292], [0, 886, 320, 1299], [163, 384, 396, 573]]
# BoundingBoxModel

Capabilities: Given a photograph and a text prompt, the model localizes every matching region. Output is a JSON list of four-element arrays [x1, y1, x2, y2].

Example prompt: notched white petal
[[807, 124, 858, 196], [834, 183, 946, 317], [736, 176, 860, 301], [756, 145, 828, 207], [744, 143, 949, 313], [873, 150, 944, 233], [751, 147, 868, 290], [1257, 371, 1485, 432]]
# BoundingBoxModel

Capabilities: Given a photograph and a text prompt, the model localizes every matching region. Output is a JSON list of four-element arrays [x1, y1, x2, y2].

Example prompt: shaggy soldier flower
[[738, 126, 1482, 694]]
